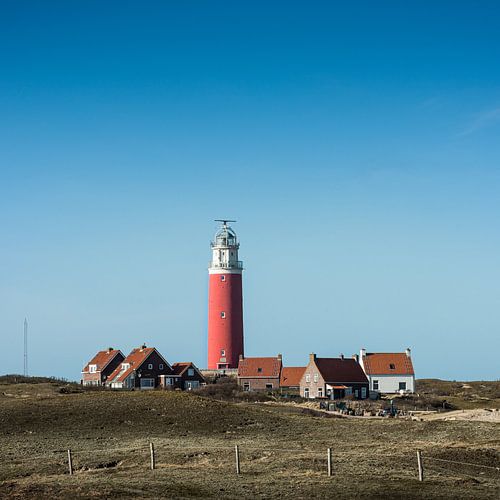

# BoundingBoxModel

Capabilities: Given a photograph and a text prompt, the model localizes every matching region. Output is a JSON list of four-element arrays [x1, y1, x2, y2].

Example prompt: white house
[[358, 348, 415, 394]]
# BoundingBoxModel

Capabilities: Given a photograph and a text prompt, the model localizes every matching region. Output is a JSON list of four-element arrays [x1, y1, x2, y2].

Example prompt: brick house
[[237, 354, 282, 391], [359, 348, 415, 394], [300, 353, 369, 400], [170, 362, 205, 390], [81, 348, 124, 386], [106, 345, 173, 390], [279, 367, 306, 392]]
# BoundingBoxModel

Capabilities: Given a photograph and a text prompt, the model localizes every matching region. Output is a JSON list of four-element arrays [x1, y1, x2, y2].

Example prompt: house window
[[345, 387, 352, 396], [266, 383, 273, 390], [148, 363, 153, 369], [89, 365, 97, 373], [313, 373, 319, 382], [221, 311, 226, 319], [304, 388, 310, 398], [317, 387, 323, 397], [243, 383, 250, 392], [221, 275, 226, 281], [389, 363, 395, 370], [305, 374, 310, 383], [361, 387, 367, 399], [188, 368, 194, 376], [140, 378, 155, 388], [159, 364, 164, 370], [373, 380, 379, 390], [399, 382, 407, 391], [220, 349, 225, 357], [354, 389, 359, 398], [257, 367, 262, 373]]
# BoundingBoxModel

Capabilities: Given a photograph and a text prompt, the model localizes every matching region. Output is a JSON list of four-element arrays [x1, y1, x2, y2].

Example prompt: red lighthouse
[[207, 220, 244, 370]]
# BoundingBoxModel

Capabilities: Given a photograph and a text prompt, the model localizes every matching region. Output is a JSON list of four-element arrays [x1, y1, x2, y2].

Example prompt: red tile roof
[[280, 367, 306, 387], [107, 347, 158, 384], [362, 353, 415, 375], [82, 349, 123, 373], [314, 358, 368, 384], [238, 357, 282, 378]]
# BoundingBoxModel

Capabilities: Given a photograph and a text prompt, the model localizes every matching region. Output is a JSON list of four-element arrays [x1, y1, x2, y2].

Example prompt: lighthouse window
[[220, 275, 226, 282], [220, 349, 225, 356], [221, 311, 226, 319]]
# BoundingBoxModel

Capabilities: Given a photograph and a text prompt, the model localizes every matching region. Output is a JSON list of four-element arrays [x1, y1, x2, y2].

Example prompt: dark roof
[[315, 358, 368, 384], [362, 353, 415, 375], [238, 357, 282, 378]]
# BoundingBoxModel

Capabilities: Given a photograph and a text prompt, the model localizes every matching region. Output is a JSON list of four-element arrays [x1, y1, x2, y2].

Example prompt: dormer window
[[257, 367, 262, 373], [122, 363, 130, 370], [389, 363, 395, 370], [89, 364, 97, 373]]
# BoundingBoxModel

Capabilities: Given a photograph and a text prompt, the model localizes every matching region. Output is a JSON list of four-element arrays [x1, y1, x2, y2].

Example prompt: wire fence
[[4, 444, 500, 484]]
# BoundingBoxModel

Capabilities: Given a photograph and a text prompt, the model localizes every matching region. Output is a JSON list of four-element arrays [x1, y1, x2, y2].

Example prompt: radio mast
[[24, 318, 28, 376]]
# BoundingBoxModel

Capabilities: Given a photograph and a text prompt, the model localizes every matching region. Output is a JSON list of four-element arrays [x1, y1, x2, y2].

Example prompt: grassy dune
[[0, 380, 499, 499]]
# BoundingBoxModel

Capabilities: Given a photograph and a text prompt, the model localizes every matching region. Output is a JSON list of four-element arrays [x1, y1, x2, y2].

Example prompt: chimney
[[107, 347, 113, 353], [405, 347, 411, 358], [352, 354, 359, 363], [277, 353, 282, 361], [140, 343, 147, 351], [340, 353, 344, 360], [360, 348, 366, 359], [309, 353, 316, 363], [239, 354, 244, 361]]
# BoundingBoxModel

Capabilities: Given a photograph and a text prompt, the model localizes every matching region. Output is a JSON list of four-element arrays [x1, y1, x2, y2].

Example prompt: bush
[[195, 378, 273, 402], [0, 374, 73, 385]]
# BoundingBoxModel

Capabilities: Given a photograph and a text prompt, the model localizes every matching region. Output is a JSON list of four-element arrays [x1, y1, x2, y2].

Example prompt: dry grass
[[0, 381, 499, 499]]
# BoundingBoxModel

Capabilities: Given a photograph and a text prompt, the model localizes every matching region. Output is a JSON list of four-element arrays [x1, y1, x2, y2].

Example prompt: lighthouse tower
[[207, 220, 244, 370]]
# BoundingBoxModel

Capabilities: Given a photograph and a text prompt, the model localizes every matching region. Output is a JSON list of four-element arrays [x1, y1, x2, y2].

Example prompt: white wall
[[367, 374, 415, 393]]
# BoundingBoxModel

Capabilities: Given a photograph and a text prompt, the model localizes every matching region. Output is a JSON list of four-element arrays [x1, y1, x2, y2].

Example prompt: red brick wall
[[238, 377, 280, 391]]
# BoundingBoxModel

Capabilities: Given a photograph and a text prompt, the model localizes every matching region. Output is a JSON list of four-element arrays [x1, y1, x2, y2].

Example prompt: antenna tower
[[24, 318, 28, 376]]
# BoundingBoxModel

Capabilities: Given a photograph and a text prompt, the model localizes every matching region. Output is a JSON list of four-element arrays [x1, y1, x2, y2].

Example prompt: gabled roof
[[314, 358, 368, 384], [362, 353, 415, 375], [172, 362, 192, 376], [238, 356, 282, 378], [82, 349, 124, 373], [171, 362, 202, 377], [280, 367, 306, 387], [107, 346, 171, 384]]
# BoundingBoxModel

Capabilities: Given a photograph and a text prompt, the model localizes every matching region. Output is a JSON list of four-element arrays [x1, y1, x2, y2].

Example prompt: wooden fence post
[[327, 448, 332, 476], [235, 445, 241, 474], [67, 449, 73, 475], [150, 442, 155, 470], [417, 450, 424, 481]]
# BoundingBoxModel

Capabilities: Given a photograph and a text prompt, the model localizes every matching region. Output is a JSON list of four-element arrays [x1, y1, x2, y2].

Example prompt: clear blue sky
[[1, 1, 499, 380]]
